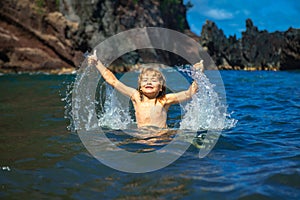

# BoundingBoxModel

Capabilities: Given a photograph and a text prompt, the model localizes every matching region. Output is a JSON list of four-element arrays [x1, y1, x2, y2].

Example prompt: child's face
[[139, 72, 162, 97]]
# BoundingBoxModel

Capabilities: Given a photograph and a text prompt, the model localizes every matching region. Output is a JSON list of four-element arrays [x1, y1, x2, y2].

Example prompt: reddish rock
[[0, 0, 83, 73]]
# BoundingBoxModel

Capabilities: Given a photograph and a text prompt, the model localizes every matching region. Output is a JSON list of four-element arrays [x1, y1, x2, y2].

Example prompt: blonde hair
[[137, 68, 166, 102]]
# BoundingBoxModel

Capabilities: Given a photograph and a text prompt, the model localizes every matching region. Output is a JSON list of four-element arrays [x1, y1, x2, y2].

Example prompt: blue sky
[[184, 0, 300, 37]]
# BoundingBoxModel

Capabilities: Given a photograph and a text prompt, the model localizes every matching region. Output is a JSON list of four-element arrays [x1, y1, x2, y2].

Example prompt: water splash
[[96, 81, 134, 129], [64, 65, 236, 132], [180, 68, 237, 131], [60, 77, 75, 132], [62, 66, 134, 132]]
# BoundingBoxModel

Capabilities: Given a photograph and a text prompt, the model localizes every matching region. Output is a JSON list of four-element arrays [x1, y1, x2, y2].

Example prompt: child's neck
[[142, 94, 157, 101]]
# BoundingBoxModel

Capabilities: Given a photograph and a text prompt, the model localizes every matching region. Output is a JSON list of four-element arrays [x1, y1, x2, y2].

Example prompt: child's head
[[138, 68, 166, 100]]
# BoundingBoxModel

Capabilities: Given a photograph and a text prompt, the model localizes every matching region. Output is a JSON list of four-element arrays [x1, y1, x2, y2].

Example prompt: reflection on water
[[100, 128, 217, 154], [105, 128, 177, 153]]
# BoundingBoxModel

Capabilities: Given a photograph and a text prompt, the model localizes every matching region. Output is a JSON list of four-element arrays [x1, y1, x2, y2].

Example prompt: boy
[[88, 51, 204, 128]]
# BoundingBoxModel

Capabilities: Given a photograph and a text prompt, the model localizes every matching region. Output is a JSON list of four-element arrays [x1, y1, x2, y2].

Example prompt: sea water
[[1, 70, 299, 199]]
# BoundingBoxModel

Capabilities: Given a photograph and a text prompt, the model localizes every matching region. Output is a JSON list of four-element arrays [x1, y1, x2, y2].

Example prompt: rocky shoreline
[[0, 0, 299, 74], [200, 19, 300, 71], [0, 64, 282, 75]]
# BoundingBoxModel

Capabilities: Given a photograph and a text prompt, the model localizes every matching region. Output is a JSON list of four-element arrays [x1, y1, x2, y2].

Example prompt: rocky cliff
[[0, 0, 83, 73], [0, 0, 299, 73], [200, 19, 300, 70], [0, 0, 190, 73]]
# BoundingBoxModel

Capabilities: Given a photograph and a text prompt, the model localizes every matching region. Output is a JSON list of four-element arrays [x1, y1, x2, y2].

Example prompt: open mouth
[[145, 86, 154, 89]]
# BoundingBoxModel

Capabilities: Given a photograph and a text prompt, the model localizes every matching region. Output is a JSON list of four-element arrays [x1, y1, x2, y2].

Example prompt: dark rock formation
[[63, 0, 191, 69], [62, 0, 189, 49], [200, 19, 300, 70]]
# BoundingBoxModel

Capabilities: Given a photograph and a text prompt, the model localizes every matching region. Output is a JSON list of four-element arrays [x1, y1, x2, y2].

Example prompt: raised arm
[[88, 51, 137, 98], [165, 60, 204, 104]]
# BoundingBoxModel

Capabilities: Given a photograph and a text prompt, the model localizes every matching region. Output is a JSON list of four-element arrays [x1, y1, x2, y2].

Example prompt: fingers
[[191, 81, 198, 93], [93, 49, 97, 58], [199, 60, 203, 67], [193, 60, 204, 72], [87, 50, 98, 65], [87, 56, 97, 65]]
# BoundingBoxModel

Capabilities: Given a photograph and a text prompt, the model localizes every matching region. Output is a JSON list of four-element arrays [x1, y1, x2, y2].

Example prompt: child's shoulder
[[156, 95, 168, 105], [129, 90, 140, 101]]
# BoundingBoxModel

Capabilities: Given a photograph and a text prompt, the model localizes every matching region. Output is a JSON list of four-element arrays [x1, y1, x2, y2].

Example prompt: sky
[[184, 0, 300, 38]]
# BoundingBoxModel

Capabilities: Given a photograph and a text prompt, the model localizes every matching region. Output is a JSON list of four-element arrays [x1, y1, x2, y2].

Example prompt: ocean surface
[[0, 70, 299, 199]]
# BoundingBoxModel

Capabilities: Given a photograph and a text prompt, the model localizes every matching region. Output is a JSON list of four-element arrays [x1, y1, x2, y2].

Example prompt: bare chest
[[133, 100, 168, 127]]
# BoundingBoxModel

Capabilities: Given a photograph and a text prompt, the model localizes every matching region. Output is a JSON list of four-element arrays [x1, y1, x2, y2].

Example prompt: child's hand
[[87, 50, 98, 65], [193, 60, 204, 72], [192, 81, 198, 93]]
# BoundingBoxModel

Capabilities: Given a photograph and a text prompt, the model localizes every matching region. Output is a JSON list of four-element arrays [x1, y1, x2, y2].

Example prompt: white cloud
[[204, 9, 234, 20]]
